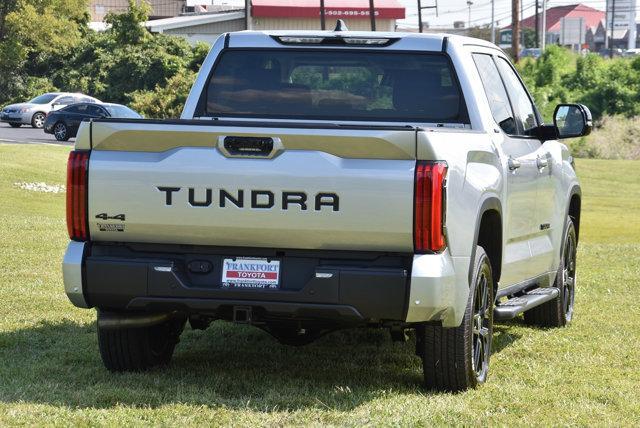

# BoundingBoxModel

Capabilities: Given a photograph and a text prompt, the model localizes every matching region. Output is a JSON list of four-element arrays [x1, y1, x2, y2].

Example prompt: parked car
[[520, 48, 541, 58], [44, 103, 142, 141], [623, 48, 640, 57], [1, 92, 100, 129], [599, 48, 623, 58], [63, 29, 589, 391]]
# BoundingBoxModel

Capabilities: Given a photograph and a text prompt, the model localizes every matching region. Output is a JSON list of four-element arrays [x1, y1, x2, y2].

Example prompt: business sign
[[499, 29, 511, 46], [560, 17, 585, 45], [186, 0, 212, 6], [607, 0, 636, 30]]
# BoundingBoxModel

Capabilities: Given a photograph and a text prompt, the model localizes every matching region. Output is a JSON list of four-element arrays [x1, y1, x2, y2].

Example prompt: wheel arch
[[469, 197, 502, 291], [567, 185, 581, 243]]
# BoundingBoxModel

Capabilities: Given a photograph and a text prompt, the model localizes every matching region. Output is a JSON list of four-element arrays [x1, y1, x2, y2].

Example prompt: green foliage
[[130, 69, 197, 118], [568, 115, 640, 159], [0, 0, 209, 116], [105, 0, 150, 45], [517, 45, 640, 122]]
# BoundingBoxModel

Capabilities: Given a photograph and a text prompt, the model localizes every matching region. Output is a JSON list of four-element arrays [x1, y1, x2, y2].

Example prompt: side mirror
[[554, 104, 592, 139]]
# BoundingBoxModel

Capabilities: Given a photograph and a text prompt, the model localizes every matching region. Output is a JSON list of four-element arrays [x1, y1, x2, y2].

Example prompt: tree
[[105, 0, 151, 45]]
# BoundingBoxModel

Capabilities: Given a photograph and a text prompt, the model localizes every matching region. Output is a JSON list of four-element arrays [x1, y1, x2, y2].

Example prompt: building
[[144, 11, 245, 44], [90, 0, 186, 21], [502, 4, 605, 49], [250, 0, 405, 32]]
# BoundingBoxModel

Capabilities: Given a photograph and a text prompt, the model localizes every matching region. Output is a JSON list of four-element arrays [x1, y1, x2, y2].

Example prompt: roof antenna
[[334, 19, 349, 31]]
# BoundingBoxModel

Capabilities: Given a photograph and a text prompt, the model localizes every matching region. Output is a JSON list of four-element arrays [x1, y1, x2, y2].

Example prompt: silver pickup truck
[[62, 28, 591, 391]]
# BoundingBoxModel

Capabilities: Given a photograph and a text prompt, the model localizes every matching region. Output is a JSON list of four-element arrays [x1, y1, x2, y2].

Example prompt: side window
[[63, 106, 80, 114], [56, 96, 75, 105], [472, 54, 517, 135], [87, 105, 105, 116], [496, 57, 538, 134]]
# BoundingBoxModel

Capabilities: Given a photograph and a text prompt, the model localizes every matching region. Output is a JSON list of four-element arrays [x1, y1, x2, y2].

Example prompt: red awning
[[251, 0, 405, 20]]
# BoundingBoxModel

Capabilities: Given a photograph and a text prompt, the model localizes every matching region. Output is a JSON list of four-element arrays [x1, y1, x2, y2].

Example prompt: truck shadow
[[0, 319, 522, 411]]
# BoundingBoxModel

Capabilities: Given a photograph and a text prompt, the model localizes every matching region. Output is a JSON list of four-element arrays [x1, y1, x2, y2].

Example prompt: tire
[[9, 122, 21, 128], [31, 112, 46, 129], [97, 312, 185, 372], [53, 122, 69, 141], [524, 217, 577, 328], [417, 246, 495, 392]]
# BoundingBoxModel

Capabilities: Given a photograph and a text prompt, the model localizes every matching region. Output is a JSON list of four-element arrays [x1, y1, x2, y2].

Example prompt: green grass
[[0, 143, 639, 426]]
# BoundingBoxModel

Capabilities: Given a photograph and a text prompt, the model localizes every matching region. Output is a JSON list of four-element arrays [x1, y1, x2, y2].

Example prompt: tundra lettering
[[157, 186, 339, 211], [63, 28, 589, 391]]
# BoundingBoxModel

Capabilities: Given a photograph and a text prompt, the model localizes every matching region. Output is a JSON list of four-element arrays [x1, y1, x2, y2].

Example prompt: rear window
[[201, 49, 466, 123]]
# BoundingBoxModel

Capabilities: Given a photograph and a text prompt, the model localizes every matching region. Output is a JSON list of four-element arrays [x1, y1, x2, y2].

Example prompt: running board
[[493, 288, 559, 320]]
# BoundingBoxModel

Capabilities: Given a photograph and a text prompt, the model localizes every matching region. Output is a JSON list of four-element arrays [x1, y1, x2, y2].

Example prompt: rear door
[[494, 57, 558, 276], [472, 53, 540, 287]]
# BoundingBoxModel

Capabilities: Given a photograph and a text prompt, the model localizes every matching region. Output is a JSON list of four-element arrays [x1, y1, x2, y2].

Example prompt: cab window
[[495, 57, 538, 134], [472, 53, 517, 135]]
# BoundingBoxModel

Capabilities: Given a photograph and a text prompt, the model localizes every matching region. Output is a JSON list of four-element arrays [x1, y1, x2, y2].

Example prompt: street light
[[467, 1, 473, 30]]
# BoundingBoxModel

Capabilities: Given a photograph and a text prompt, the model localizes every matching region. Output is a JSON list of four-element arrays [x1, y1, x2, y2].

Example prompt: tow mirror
[[554, 104, 592, 139]]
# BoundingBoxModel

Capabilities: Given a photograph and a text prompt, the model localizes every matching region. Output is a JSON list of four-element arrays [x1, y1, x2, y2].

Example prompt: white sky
[[397, 0, 608, 29]]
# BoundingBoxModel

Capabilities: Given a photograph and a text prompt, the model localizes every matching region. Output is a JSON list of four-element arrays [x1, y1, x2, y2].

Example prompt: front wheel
[[417, 246, 495, 391], [97, 311, 185, 372], [31, 112, 46, 129], [53, 122, 69, 141], [524, 217, 577, 327]]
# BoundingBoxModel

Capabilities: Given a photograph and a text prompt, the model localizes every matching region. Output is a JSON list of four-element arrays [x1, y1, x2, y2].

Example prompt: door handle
[[508, 157, 521, 171], [536, 156, 549, 169]]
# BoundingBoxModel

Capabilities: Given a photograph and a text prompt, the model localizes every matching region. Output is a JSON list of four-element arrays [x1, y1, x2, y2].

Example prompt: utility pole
[[417, 0, 438, 33], [610, 0, 616, 58], [491, 0, 495, 43], [467, 1, 473, 31], [369, 0, 376, 31], [512, 0, 520, 62], [245, 0, 251, 30], [535, 0, 539, 47], [541, 0, 547, 51], [629, 0, 637, 50], [320, 0, 326, 30]]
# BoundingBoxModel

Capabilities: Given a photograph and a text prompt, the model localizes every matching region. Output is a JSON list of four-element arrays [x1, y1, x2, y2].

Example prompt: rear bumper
[[62, 241, 469, 327]]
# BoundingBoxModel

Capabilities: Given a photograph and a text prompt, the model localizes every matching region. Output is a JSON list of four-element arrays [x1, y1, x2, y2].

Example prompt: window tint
[[62, 105, 80, 113], [472, 54, 516, 135], [79, 97, 96, 103], [203, 50, 466, 123], [496, 57, 538, 133], [87, 105, 105, 116]]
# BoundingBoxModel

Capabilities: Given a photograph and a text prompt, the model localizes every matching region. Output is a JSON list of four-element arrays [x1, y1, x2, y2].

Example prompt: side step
[[494, 287, 559, 321]]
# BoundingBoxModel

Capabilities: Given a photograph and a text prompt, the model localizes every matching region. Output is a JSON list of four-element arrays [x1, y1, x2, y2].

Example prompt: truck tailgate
[[85, 120, 417, 252]]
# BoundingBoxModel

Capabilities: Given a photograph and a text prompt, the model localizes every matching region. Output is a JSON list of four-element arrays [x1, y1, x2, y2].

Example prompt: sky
[[397, 0, 608, 29]]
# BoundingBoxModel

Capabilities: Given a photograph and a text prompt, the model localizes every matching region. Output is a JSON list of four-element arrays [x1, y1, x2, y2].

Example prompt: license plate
[[221, 258, 280, 289]]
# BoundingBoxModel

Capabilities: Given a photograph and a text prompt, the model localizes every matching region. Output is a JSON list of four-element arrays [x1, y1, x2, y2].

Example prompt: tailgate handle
[[223, 136, 274, 157]]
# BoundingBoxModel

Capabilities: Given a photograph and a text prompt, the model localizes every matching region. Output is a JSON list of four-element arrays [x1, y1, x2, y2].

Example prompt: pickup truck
[[62, 27, 591, 391]]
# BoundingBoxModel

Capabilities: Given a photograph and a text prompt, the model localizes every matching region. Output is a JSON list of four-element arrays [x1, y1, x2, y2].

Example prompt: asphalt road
[[0, 122, 73, 145]]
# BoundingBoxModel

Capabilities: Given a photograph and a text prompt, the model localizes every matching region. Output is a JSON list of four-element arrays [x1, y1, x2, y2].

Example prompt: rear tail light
[[66, 150, 90, 241], [414, 161, 448, 253]]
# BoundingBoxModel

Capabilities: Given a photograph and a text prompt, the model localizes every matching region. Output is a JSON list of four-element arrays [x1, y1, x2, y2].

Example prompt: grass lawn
[[0, 143, 639, 425]]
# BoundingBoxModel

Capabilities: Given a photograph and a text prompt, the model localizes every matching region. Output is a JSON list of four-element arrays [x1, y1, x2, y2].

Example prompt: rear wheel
[[417, 246, 494, 391], [9, 122, 21, 128], [97, 311, 185, 372], [524, 217, 577, 327], [31, 112, 46, 129], [53, 122, 69, 141]]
